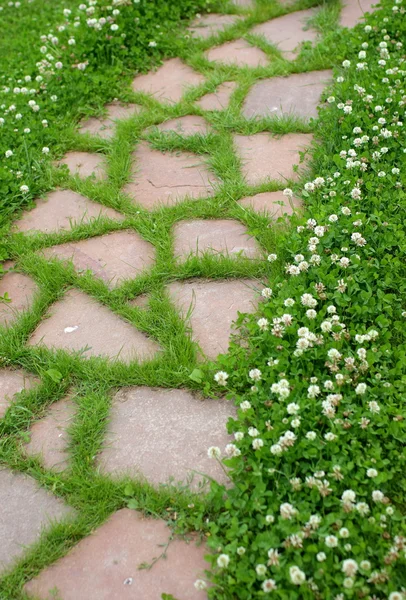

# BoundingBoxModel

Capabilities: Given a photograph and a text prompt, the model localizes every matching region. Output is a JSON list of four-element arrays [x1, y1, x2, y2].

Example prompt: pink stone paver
[[188, 13, 241, 39], [173, 219, 262, 260], [25, 509, 208, 600], [0, 272, 38, 327], [58, 152, 107, 180], [0, 368, 40, 419], [252, 9, 318, 60], [128, 293, 149, 309], [123, 142, 219, 210], [168, 279, 258, 359], [99, 387, 235, 486], [28, 289, 160, 363], [340, 0, 377, 27], [14, 189, 123, 234], [131, 58, 205, 105], [196, 81, 237, 111], [24, 397, 76, 472], [154, 115, 211, 136], [0, 469, 74, 574], [79, 102, 141, 139], [206, 39, 268, 68], [234, 132, 313, 185], [243, 70, 332, 120], [239, 190, 302, 218], [40, 230, 155, 289]]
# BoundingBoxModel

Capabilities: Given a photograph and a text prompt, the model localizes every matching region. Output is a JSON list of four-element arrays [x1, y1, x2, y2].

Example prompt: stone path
[[0, 0, 376, 597]]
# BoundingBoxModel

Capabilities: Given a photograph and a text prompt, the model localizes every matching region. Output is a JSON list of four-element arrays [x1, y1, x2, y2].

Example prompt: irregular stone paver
[[129, 294, 149, 309], [0, 368, 40, 419], [28, 289, 160, 363], [25, 509, 207, 600], [79, 102, 141, 139], [0, 469, 74, 574], [188, 13, 241, 39], [239, 190, 302, 218], [58, 151, 107, 180], [24, 397, 76, 472], [206, 39, 268, 68], [14, 189, 123, 234], [168, 279, 258, 359], [0, 272, 38, 327], [196, 81, 237, 111], [243, 70, 332, 120], [99, 387, 234, 486], [340, 0, 377, 27], [173, 219, 262, 259], [40, 230, 155, 289], [154, 115, 211, 136], [234, 132, 313, 185], [123, 142, 219, 210], [132, 58, 205, 105], [252, 9, 318, 60]]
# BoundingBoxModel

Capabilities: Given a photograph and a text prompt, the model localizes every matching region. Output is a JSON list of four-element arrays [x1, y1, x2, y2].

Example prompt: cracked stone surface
[[154, 115, 211, 136], [0, 469, 74, 574], [173, 219, 262, 260], [28, 289, 160, 363], [24, 397, 76, 472], [239, 191, 302, 218], [79, 102, 141, 139], [168, 279, 258, 359], [243, 70, 332, 120], [123, 142, 219, 210], [188, 13, 241, 38], [0, 272, 38, 327], [234, 132, 313, 185], [0, 369, 40, 419], [14, 189, 123, 234], [58, 152, 107, 180], [131, 58, 205, 104], [196, 81, 237, 111], [252, 9, 318, 60], [340, 0, 377, 27], [25, 508, 208, 600], [206, 39, 268, 68], [40, 230, 155, 289], [99, 387, 235, 487]]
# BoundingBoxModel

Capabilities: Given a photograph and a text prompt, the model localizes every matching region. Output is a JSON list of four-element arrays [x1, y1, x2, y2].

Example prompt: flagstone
[[167, 279, 258, 359], [25, 508, 208, 600], [58, 151, 107, 180], [234, 132, 313, 185], [39, 230, 155, 289], [196, 81, 237, 110], [0, 469, 74, 574], [188, 13, 241, 38], [79, 102, 141, 139], [252, 9, 318, 60], [0, 272, 38, 327], [173, 219, 262, 260], [123, 142, 219, 210], [128, 293, 149, 309], [24, 397, 76, 472], [239, 190, 302, 218], [243, 70, 332, 120], [0, 369, 40, 419], [154, 115, 211, 136], [340, 0, 377, 27], [205, 39, 268, 68], [27, 289, 160, 363], [14, 189, 123, 234], [131, 58, 205, 104], [99, 387, 234, 487]]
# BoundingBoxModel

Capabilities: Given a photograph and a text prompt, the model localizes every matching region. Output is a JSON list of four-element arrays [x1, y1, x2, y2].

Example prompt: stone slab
[[234, 132, 313, 185], [25, 509, 208, 600], [40, 230, 155, 289], [24, 397, 76, 472], [340, 0, 377, 27], [14, 189, 123, 234], [173, 219, 262, 259], [99, 387, 234, 487], [123, 142, 219, 210], [0, 368, 40, 419], [239, 190, 302, 218], [154, 115, 211, 136], [0, 469, 74, 574], [0, 272, 38, 327], [58, 152, 107, 180], [28, 289, 160, 363], [188, 13, 241, 39], [79, 102, 141, 139], [128, 294, 149, 309], [196, 81, 237, 111], [168, 279, 258, 358], [132, 58, 205, 105], [243, 69, 332, 120], [206, 39, 268, 68]]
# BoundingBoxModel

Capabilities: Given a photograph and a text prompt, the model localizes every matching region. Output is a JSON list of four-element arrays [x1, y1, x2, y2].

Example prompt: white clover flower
[[267, 253, 277, 262], [42, 147, 50, 154], [360, 560, 371, 570], [20, 185, 29, 193], [217, 554, 230, 568], [270, 443, 282, 455], [343, 578, 354, 589], [339, 528, 350, 538], [194, 579, 207, 590], [317, 552, 326, 562], [249, 368, 261, 381], [306, 431, 316, 440], [256, 564, 267, 576], [283, 188, 293, 197], [261, 287, 272, 299], [289, 566, 306, 585], [257, 318, 269, 331], [280, 503, 297, 519], [287, 403, 300, 415], [341, 490, 356, 503], [367, 468, 378, 478], [224, 443, 241, 458], [368, 401, 380, 413], [265, 514, 275, 524], [372, 490, 384, 503], [240, 401, 251, 412], [356, 502, 370, 515], [214, 371, 228, 386], [234, 431, 244, 441], [262, 579, 277, 592], [324, 432, 337, 442], [388, 594, 403, 600], [237, 546, 246, 555], [355, 383, 367, 394], [207, 446, 221, 459], [252, 438, 263, 450], [342, 60, 351, 68], [301, 293, 317, 308], [248, 426, 259, 437], [307, 385, 320, 398], [325, 535, 338, 548]]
